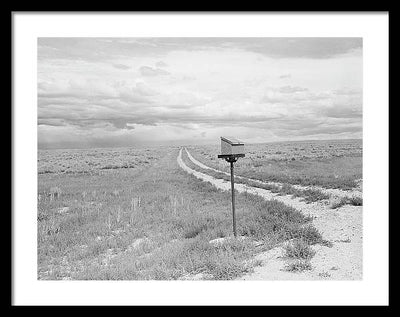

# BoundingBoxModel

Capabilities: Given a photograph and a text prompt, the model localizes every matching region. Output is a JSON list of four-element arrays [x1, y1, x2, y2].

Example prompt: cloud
[[38, 38, 362, 65], [139, 66, 170, 77], [278, 86, 308, 93], [109, 118, 136, 130], [38, 38, 175, 63], [37, 37, 362, 148], [321, 104, 362, 119], [38, 79, 155, 107], [333, 87, 362, 96], [276, 123, 362, 137], [239, 38, 362, 59], [38, 118, 67, 127], [261, 87, 315, 104], [182, 75, 196, 81], [156, 61, 168, 67], [37, 78, 160, 133], [112, 63, 131, 70], [261, 95, 284, 104], [132, 82, 159, 96], [38, 79, 118, 100], [118, 89, 154, 104], [38, 80, 361, 144]]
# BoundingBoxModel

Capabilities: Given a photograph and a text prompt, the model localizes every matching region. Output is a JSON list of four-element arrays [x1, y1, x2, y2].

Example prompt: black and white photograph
[[12, 12, 389, 306], [37, 37, 364, 281]]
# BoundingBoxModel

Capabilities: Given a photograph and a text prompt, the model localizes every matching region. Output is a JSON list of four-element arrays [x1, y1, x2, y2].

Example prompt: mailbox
[[217, 136, 245, 238], [220, 136, 245, 156]]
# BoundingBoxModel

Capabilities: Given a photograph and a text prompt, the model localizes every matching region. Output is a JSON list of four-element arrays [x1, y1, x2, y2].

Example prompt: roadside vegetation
[[38, 146, 166, 175], [283, 238, 316, 260], [188, 139, 362, 191], [283, 260, 313, 273], [182, 149, 331, 204], [38, 147, 326, 280], [329, 196, 363, 209]]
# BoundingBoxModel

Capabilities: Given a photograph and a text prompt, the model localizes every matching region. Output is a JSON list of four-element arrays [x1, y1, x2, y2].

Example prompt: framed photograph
[[12, 12, 389, 306]]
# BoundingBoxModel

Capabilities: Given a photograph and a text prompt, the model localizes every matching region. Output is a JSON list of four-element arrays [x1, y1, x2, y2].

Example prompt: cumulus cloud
[[156, 61, 168, 67], [118, 89, 153, 104], [321, 104, 362, 119], [139, 66, 170, 77], [132, 82, 159, 96], [38, 37, 363, 148], [261, 87, 313, 104], [38, 79, 155, 107], [112, 63, 131, 70], [38, 79, 118, 100]]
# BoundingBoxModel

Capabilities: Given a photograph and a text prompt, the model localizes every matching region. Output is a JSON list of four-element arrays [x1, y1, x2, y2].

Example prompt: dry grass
[[182, 150, 331, 204], [283, 238, 316, 259], [329, 196, 363, 209], [38, 147, 324, 280], [188, 139, 362, 190], [38, 146, 166, 174], [283, 260, 313, 273]]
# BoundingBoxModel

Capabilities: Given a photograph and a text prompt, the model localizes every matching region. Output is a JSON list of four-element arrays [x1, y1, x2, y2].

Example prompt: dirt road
[[185, 148, 362, 200], [178, 148, 362, 280]]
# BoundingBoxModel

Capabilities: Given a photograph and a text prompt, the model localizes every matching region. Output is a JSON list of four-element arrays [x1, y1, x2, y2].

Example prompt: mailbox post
[[217, 137, 245, 238]]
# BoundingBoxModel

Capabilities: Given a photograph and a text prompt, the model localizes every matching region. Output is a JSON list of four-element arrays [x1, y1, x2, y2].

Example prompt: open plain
[[37, 139, 362, 280]]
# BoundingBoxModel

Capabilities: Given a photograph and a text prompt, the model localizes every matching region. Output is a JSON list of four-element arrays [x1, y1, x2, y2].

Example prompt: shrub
[[288, 225, 323, 245], [284, 239, 316, 259], [320, 239, 334, 247], [330, 195, 362, 208], [301, 189, 330, 203], [284, 260, 312, 273], [329, 197, 348, 209], [348, 196, 363, 206]]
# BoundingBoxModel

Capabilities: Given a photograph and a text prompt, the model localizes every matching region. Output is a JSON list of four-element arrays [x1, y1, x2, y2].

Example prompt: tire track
[[179, 148, 321, 218], [185, 148, 362, 200], [179, 148, 342, 224], [178, 148, 362, 280]]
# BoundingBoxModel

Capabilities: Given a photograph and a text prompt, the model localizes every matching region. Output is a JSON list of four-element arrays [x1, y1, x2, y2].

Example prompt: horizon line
[[38, 137, 362, 151]]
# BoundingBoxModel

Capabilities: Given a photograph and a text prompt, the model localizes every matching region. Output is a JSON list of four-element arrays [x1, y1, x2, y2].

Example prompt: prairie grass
[[182, 150, 330, 204], [38, 147, 324, 280], [284, 260, 313, 273], [188, 139, 362, 190], [348, 196, 363, 206], [330, 196, 363, 209], [38, 146, 166, 175], [283, 238, 316, 259]]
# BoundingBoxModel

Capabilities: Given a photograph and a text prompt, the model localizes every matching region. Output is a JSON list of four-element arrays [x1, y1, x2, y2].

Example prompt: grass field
[[181, 149, 333, 204], [38, 146, 167, 175], [37, 139, 361, 280], [187, 139, 362, 190], [38, 145, 329, 280]]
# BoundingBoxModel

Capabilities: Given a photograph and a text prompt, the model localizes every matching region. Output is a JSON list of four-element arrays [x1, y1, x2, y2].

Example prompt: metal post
[[230, 160, 237, 238]]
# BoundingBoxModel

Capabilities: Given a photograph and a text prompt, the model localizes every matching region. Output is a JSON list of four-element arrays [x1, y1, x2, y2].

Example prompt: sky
[[37, 37, 362, 149]]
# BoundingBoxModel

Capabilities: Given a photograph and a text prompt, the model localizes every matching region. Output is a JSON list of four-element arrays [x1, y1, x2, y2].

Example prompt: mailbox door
[[231, 144, 244, 155], [221, 140, 232, 155]]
